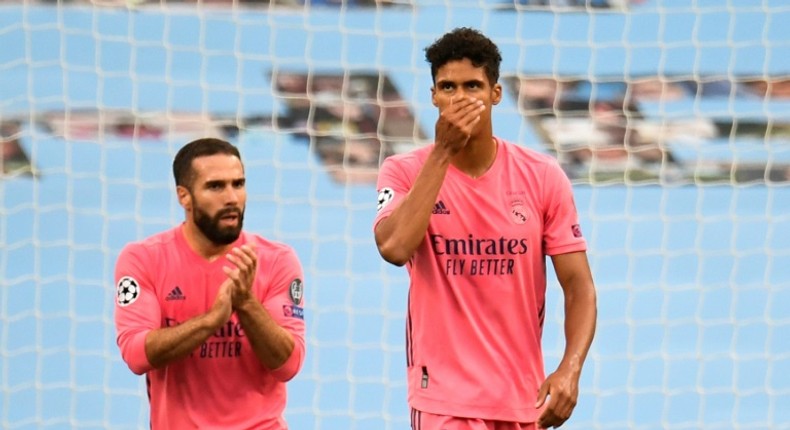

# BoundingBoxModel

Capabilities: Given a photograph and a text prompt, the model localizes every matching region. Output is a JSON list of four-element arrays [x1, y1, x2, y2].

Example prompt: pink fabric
[[375, 138, 586, 422], [114, 226, 306, 430], [411, 409, 541, 430]]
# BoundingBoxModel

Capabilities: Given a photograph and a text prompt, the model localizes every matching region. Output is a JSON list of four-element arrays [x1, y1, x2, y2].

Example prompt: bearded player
[[114, 137, 306, 429]]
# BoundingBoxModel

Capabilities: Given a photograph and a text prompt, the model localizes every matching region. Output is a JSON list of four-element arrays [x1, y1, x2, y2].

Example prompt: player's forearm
[[558, 281, 597, 375], [234, 299, 295, 370], [375, 147, 452, 266], [144, 313, 223, 369]]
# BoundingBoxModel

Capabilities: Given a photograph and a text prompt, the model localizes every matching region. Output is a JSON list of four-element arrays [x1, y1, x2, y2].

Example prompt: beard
[[193, 204, 244, 245]]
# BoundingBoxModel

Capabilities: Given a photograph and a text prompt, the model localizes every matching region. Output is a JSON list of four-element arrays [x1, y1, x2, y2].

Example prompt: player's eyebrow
[[464, 78, 486, 86], [204, 179, 225, 187], [203, 177, 244, 188], [436, 78, 486, 87]]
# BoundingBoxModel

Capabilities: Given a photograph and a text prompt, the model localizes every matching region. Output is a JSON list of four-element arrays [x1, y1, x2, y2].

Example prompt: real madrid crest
[[510, 199, 528, 225]]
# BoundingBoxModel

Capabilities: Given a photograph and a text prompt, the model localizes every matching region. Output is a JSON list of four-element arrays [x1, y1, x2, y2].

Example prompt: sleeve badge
[[117, 276, 141, 307], [289, 278, 304, 305], [377, 187, 395, 212]]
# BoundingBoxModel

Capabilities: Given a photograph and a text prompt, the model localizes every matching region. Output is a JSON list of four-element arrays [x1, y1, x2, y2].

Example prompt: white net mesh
[[1, 1, 790, 429]]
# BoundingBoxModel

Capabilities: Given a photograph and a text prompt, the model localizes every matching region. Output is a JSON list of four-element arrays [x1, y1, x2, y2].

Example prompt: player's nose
[[223, 185, 241, 205]]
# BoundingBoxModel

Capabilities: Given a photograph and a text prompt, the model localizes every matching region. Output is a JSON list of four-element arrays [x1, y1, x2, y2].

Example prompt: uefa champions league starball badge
[[377, 188, 394, 211], [117, 276, 141, 306]]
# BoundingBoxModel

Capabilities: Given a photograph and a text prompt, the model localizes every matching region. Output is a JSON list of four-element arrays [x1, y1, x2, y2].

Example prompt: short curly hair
[[424, 27, 502, 85]]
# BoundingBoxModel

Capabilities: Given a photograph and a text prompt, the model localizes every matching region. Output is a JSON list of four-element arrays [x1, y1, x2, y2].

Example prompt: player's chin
[[222, 225, 242, 237], [214, 226, 243, 244], [469, 123, 487, 140]]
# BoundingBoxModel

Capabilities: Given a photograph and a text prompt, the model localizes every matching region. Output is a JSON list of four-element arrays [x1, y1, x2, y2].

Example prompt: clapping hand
[[223, 244, 259, 310]]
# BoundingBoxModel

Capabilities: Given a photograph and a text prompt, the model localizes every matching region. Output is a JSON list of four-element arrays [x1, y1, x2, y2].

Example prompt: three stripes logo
[[166, 286, 186, 301], [432, 200, 451, 215]]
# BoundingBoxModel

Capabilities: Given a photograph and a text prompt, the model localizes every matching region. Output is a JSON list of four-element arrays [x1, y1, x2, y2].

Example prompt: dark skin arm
[[537, 251, 597, 428], [375, 97, 485, 266]]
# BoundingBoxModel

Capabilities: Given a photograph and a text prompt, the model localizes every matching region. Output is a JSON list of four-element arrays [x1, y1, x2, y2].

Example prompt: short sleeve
[[373, 155, 413, 231], [541, 160, 587, 256]]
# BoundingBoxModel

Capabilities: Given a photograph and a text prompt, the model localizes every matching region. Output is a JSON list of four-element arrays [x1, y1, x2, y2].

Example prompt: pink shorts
[[410, 409, 540, 430]]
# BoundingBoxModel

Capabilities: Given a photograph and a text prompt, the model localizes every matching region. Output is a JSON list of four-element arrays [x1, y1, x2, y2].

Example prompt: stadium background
[[2, 0, 790, 429]]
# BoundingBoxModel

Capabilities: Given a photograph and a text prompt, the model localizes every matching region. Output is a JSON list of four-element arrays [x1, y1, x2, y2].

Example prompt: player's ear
[[431, 86, 439, 107], [491, 83, 503, 105], [176, 185, 192, 210]]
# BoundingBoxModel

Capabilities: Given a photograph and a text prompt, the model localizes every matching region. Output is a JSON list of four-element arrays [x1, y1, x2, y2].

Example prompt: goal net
[[2, 1, 789, 429]]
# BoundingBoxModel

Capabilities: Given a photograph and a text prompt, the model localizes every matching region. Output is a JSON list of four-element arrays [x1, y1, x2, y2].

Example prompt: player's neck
[[181, 223, 234, 262], [451, 134, 497, 179]]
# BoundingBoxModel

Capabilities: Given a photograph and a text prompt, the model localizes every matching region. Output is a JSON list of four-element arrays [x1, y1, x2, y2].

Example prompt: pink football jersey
[[114, 226, 306, 430], [374, 137, 586, 423]]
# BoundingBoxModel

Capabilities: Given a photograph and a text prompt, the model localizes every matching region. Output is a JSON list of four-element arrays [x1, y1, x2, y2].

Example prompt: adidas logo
[[166, 286, 186, 301], [432, 200, 451, 215]]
